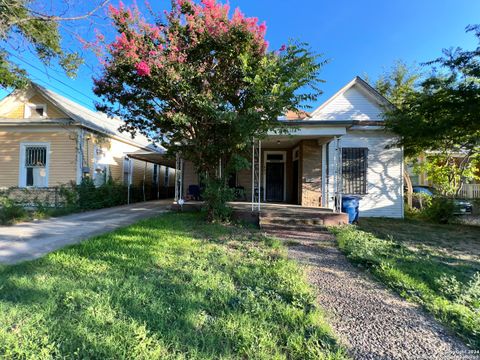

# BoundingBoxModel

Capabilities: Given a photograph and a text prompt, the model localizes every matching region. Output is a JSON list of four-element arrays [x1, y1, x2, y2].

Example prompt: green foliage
[[374, 60, 421, 109], [77, 178, 128, 210], [0, 197, 27, 225], [201, 178, 234, 222], [0, 0, 88, 89], [422, 197, 456, 224], [436, 273, 480, 310], [383, 26, 480, 195], [331, 220, 480, 349], [411, 154, 480, 197], [0, 213, 347, 359], [408, 193, 456, 224]]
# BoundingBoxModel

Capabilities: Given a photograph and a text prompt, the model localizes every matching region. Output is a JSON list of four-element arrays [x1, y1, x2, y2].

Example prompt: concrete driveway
[[0, 200, 171, 265]]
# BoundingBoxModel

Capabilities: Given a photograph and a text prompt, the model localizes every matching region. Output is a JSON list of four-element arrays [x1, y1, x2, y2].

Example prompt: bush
[[77, 178, 128, 210], [0, 197, 27, 225], [423, 196, 456, 224], [407, 194, 456, 224], [201, 178, 234, 222]]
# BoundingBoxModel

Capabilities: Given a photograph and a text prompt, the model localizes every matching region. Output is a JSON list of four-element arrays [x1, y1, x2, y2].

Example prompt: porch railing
[[458, 184, 480, 199]]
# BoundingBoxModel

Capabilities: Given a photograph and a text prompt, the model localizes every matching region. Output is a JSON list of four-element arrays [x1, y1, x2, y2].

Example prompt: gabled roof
[[0, 82, 163, 153], [32, 84, 163, 152], [309, 76, 393, 120]]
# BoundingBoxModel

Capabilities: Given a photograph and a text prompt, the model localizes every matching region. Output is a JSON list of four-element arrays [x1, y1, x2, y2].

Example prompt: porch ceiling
[[261, 135, 334, 149]]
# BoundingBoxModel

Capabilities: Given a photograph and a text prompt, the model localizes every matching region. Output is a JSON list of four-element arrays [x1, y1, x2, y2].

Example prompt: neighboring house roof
[[284, 109, 311, 120], [0, 82, 164, 153], [309, 76, 393, 122]]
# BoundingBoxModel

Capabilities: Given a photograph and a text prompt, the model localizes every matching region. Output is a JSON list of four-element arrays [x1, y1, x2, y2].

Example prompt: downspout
[[76, 128, 84, 185]]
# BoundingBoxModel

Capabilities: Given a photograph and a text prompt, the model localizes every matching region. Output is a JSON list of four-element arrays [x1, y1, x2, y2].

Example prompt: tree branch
[[10, 0, 110, 26]]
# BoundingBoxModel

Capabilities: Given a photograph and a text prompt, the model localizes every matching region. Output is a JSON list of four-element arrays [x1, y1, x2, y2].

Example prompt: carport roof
[[126, 150, 176, 167]]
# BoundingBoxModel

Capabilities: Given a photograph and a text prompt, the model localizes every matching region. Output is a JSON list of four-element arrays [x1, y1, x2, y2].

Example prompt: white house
[[177, 76, 404, 218]]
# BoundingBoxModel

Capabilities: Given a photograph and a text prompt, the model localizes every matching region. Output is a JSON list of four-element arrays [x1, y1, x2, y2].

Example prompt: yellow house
[[0, 83, 175, 199]]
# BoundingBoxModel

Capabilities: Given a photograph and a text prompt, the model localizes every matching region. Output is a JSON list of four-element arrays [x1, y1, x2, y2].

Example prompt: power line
[[28, 75, 95, 109], [5, 50, 99, 104]]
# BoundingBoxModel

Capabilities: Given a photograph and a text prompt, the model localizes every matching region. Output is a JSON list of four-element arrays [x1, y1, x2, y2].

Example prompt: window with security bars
[[342, 148, 368, 195], [24, 146, 47, 187]]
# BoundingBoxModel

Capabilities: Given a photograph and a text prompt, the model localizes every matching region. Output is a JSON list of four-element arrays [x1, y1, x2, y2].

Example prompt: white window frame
[[24, 103, 47, 119], [263, 150, 287, 202], [93, 145, 109, 187], [18, 142, 50, 188]]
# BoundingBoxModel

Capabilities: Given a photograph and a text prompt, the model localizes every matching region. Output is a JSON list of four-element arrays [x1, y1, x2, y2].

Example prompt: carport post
[[157, 168, 160, 200], [143, 161, 147, 202]]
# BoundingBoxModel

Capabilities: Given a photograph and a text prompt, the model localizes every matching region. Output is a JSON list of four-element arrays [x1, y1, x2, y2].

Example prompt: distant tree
[[384, 26, 480, 196], [374, 60, 421, 109], [0, 0, 109, 89], [93, 0, 324, 221]]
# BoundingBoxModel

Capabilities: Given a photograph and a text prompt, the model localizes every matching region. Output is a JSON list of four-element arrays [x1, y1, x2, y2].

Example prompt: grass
[[0, 212, 346, 359], [330, 218, 480, 350]]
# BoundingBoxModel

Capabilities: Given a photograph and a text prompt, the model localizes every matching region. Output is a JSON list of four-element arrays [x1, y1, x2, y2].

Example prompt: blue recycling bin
[[342, 196, 360, 224]]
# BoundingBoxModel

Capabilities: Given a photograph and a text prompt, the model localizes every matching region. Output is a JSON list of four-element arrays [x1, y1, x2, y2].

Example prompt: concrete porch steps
[[260, 217, 327, 226], [260, 209, 348, 228], [260, 223, 330, 233]]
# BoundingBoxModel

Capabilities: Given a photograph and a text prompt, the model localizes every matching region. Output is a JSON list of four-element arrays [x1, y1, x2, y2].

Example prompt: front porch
[[175, 126, 348, 213]]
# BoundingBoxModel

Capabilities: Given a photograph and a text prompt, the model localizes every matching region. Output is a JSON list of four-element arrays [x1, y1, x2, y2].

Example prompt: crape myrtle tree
[[384, 25, 480, 196], [93, 0, 324, 221]]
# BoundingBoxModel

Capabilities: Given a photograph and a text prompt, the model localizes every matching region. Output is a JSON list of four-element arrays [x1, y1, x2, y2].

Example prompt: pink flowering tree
[[93, 0, 324, 220]]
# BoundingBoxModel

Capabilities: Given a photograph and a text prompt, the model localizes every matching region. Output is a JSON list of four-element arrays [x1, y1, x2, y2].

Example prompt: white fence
[[458, 184, 480, 199]]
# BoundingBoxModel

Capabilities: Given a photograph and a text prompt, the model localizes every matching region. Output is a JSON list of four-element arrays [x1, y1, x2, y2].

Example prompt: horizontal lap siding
[[311, 85, 383, 121], [330, 131, 403, 218], [1, 94, 68, 119], [0, 130, 77, 187]]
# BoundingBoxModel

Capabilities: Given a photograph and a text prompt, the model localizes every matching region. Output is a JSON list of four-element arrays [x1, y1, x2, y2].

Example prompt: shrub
[[0, 197, 27, 225], [423, 196, 456, 224], [201, 179, 234, 222], [77, 178, 128, 211]]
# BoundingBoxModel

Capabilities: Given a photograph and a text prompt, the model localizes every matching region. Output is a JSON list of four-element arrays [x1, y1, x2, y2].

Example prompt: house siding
[[1, 94, 68, 119], [311, 85, 383, 121], [328, 130, 404, 218], [0, 130, 77, 187]]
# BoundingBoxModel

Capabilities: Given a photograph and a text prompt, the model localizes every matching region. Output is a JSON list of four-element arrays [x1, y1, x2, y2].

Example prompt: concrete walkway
[[0, 200, 171, 265]]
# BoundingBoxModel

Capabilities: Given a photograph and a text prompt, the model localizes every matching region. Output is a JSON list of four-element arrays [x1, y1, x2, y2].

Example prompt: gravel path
[[265, 226, 477, 360]]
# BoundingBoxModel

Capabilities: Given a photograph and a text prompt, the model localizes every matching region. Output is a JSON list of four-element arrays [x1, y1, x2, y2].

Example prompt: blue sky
[[2, 0, 480, 111]]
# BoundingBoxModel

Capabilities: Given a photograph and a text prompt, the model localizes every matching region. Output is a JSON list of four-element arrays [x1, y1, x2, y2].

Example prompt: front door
[[266, 162, 284, 202]]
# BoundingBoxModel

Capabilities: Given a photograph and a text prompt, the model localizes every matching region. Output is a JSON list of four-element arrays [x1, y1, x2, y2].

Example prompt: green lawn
[[0, 213, 346, 359], [331, 218, 480, 350]]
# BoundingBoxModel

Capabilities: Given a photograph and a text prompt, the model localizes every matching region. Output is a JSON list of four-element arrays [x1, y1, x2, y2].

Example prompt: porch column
[[127, 157, 133, 205], [175, 153, 184, 202], [251, 138, 261, 212], [321, 143, 327, 207], [333, 137, 342, 213], [143, 161, 147, 202]]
